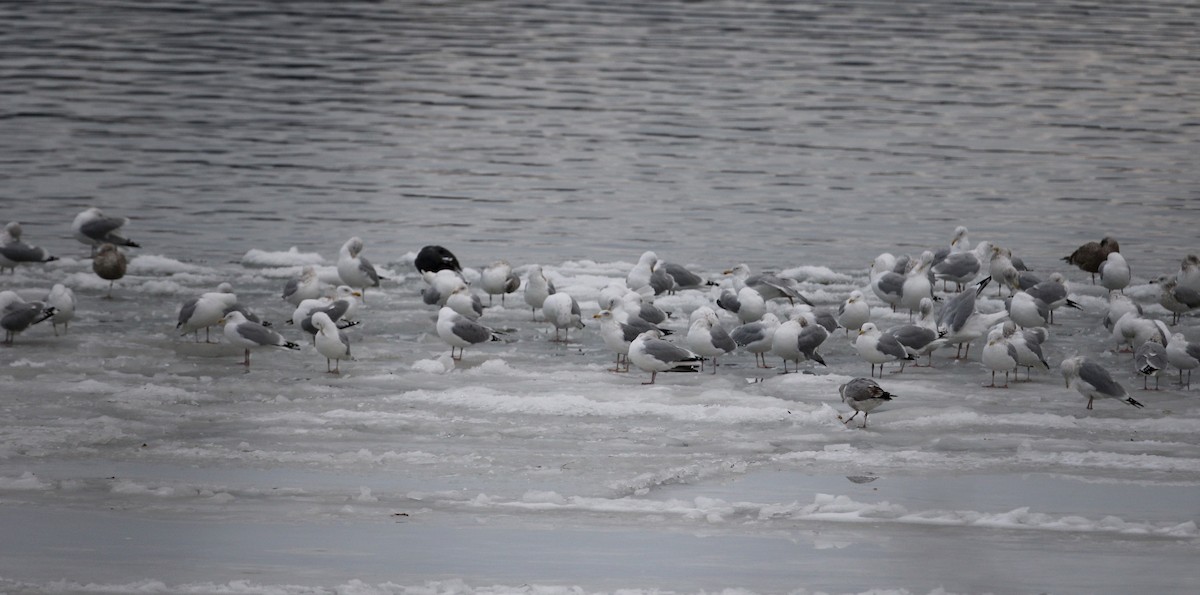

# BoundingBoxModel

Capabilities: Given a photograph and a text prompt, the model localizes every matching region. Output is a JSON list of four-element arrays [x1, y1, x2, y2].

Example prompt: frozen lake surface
[[2, 0, 1199, 593]]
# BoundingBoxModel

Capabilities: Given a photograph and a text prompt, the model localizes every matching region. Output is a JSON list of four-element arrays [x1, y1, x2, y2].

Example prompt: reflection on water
[[2, 0, 1197, 273]]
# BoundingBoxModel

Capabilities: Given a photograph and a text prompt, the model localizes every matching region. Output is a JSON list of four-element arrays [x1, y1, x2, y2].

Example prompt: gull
[[214, 282, 269, 327], [1110, 312, 1169, 354], [654, 261, 714, 295], [932, 241, 991, 292], [987, 246, 1022, 297], [836, 290, 870, 334], [0, 222, 59, 272], [291, 289, 361, 340], [931, 225, 971, 273], [649, 261, 673, 295], [46, 284, 75, 336], [1177, 254, 1200, 293], [219, 311, 300, 368], [414, 245, 462, 274], [619, 291, 668, 326], [1134, 337, 1168, 390], [981, 326, 1019, 388], [936, 288, 1008, 359], [337, 237, 381, 299], [1, 290, 56, 345], [311, 312, 352, 374], [626, 251, 658, 291], [869, 254, 905, 311], [731, 313, 781, 369], [177, 289, 239, 343], [770, 313, 828, 374], [719, 286, 767, 324], [899, 251, 936, 317], [1098, 252, 1131, 294], [543, 292, 585, 343], [436, 306, 502, 361], [887, 298, 947, 367], [1024, 273, 1082, 324], [1103, 292, 1142, 332], [92, 243, 127, 299], [1060, 356, 1143, 410], [282, 266, 322, 306], [838, 377, 896, 429], [598, 282, 629, 311], [445, 286, 484, 321], [855, 322, 915, 378], [480, 260, 520, 306], [1001, 322, 1050, 380], [523, 266, 556, 320], [594, 309, 649, 372], [1063, 236, 1119, 283], [628, 329, 702, 384], [686, 307, 736, 373], [1154, 276, 1200, 325], [1006, 290, 1052, 328], [71, 208, 140, 252], [1165, 333, 1200, 389], [421, 269, 468, 307], [725, 263, 813, 306]]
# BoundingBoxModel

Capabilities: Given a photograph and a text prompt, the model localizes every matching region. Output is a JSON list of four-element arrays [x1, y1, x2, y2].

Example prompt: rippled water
[[3, 0, 1197, 271]]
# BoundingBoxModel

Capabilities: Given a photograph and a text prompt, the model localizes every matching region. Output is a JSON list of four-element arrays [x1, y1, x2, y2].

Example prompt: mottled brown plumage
[[92, 243, 127, 298], [1063, 236, 1119, 283]]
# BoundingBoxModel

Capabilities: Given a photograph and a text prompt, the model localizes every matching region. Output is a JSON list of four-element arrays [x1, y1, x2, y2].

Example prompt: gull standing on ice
[[542, 292, 585, 343], [887, 298, 948, 367], [421, 269, 467, 307], [731, 313, 781, 369], [937, 288, 1008, 360], [836, 290, 870, 334], [71, 208, 140, 252], [981, 326, 1019, 388], [45, 284, 76, 336], [480, 261, 520, 306], [1165, 333, 1200, 389], [628, 330, 702, 384], [899, 251, 936, 317], [771, 313, 828, 374], [1099, 252, 1131, 294], [446, 286, 484, 320], [220, 311, 300, 368], [686, 307, 736, 373], [1001, 322, 1050, 380], [523, 265, 556, 320], [1025, 273, 1081, 324], [869, 254, 905, 312], [436, 306, 503, 361], [719, 286, 767, 324], [177, 289, 239, 343], [414, 245, 462, 274], [855, 322, 915, 378], [1154, 276, 1200, 325], [626, 251, 658, 292], [1134, 337, 1168, 390], [311, 311, 352, 374], [838, 377, 896, 428], [932, 241, 991, 292], [282, 266, 322, 306], [92, 243, 127, 299], [1063, 236, 1119, 283], [1, 291, 56, 345], [1060, 356, 1143, 410], [337, 237, 381, 299], [725, 264, 813, 306], [0, 222, 59, 272]]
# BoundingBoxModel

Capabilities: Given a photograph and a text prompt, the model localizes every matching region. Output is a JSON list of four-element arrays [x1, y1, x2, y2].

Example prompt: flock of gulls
[[3, 211, 1200, 428]]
